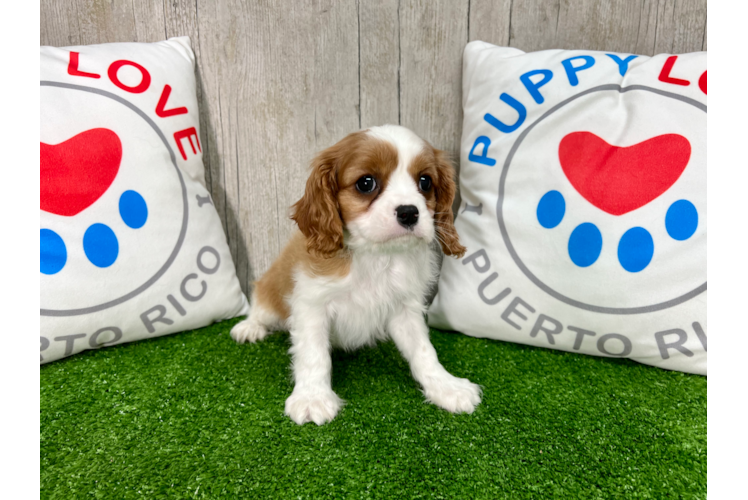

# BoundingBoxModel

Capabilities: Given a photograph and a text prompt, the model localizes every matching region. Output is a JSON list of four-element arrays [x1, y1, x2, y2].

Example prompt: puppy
[[231, 124, 481, 425]]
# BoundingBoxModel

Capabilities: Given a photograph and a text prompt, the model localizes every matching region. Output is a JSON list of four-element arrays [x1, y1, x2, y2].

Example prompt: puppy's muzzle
[[395, 205, 419, 228]]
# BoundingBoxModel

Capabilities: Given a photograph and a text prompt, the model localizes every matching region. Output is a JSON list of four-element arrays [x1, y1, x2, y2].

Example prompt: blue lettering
[[605, 54, 638, 76], [520, 69, 553, 104], [484, 93, 527, 134], [561, 55, 596, 86], [468, 136, 497, 166]]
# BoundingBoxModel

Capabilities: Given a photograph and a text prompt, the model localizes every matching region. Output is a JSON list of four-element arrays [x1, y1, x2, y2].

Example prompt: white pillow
[[40, 37, 249, 363], [428, 41, 706, 375]]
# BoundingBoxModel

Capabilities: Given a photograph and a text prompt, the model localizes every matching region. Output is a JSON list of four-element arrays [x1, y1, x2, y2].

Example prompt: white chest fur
[[291, 243, 436, 350]]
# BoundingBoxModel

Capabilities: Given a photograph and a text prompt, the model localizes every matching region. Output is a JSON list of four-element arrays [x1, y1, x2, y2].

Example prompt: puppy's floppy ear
[[432, 148, 467, 258], [291, 145, 345, 258]]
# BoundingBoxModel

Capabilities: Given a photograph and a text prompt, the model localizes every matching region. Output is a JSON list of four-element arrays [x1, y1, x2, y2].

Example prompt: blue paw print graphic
[[40, 190, 148, 275], [536, 190, 698, 273]]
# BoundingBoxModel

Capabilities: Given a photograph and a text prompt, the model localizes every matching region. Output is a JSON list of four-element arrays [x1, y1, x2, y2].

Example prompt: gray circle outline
[[497, 84, 706, 315], [40, 81, 189, 317]]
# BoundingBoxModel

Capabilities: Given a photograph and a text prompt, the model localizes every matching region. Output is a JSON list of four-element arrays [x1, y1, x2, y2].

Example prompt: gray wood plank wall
[[41, 0, 707, 294]]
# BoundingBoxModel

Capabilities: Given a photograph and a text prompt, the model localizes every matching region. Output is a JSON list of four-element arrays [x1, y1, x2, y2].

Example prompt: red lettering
[[174, 127, 201, 160], [67, 52, 100, 79], [155, 85, 188, 118], [698, 71, 707, 95], [658, 55, 690, 86], [107, 60, 151, 94]]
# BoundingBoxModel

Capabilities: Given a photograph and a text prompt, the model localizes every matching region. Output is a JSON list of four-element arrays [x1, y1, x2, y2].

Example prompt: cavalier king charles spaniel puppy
[[231, 124, 481, 425]]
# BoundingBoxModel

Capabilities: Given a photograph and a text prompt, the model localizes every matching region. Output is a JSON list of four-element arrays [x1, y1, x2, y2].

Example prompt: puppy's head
[[291, 125, 466, 259]]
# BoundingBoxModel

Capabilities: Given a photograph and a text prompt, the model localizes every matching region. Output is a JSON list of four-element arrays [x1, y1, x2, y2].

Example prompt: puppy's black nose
[[395, 205, 419, 228]]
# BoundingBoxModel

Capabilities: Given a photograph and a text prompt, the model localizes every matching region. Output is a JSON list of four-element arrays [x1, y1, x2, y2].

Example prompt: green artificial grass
[[41, 318, 706, 499]]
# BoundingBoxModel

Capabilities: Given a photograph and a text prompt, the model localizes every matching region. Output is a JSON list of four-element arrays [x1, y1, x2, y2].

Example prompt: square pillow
[[40, 37, 249, 363], [428, 41, 706, 375]]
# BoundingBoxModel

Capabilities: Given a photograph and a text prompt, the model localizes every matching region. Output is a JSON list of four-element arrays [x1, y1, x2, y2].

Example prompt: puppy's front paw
[[285, 388, 344, 426], [423, 374, 482, 414], [230, 319, 268, 344]]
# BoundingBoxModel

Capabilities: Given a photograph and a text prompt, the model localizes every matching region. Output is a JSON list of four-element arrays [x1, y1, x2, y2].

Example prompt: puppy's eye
[[355, 175, 377, 194], [419, 175, 432, 192]]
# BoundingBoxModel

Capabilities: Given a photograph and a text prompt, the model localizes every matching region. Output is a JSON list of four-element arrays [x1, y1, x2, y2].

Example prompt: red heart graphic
[[41, 128, 122, 217], [558, 132, 691, 216]]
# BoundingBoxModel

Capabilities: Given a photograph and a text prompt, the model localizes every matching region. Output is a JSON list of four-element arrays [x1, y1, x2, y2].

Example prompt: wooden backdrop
[[41, 0, 707, 295]]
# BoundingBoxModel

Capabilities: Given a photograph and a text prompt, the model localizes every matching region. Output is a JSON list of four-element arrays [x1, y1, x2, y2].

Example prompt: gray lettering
[[655, 329, 694, 360], [501, 297, 536, 330], [40, 336, 49, 362], [167, 294, 187, 315], [54, 333, 86, 357], [180, 274, 207, 302], [568, 326, 596, 351], [197, 246, 220, 275], [477, 273, 511, 305], [463, 249, 491, 273], [596, 333, 632, 357], [530, 314, 563, 344], [140, 305, 174, 334], [693, 322, 707, 351], [89, 327, 123, 348]]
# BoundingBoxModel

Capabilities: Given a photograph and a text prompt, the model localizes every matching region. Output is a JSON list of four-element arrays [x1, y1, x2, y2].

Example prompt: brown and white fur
[[231, 125, 481, 425]]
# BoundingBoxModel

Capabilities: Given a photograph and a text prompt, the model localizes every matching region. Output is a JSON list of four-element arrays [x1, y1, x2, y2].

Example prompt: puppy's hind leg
[[230, 293, 283, 344]]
